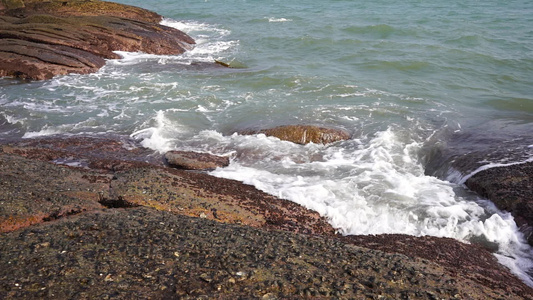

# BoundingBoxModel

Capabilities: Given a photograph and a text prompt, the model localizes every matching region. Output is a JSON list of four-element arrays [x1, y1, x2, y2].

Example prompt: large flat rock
[[0, 136, 532, 298], [1, 207, 532, 299], [0, 0, 195, 80]]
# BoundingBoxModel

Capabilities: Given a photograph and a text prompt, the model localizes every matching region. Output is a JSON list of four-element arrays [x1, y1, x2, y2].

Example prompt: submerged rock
[[240, 125, 350, 145], [465, 162, 533, 246], [0, 0, 195, 80], [165, 150, 230, 170]]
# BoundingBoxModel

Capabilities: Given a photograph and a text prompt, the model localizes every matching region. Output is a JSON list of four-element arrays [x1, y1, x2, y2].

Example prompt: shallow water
[[1, 0, 532, 284]]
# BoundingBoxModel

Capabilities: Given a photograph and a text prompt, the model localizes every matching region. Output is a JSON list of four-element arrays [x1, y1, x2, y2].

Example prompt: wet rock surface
[[1, 137, 334, 235], [0, 0, 195, 80], [1, 136, 532, 299], [240, 125, 351, 145], [2, 207, 531, 299], [165, 150, 230, 170], [465, 162, 533, 246]]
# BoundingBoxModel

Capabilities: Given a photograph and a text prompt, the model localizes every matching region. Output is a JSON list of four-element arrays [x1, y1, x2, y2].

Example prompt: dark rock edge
[[465, 161, 533, 246]]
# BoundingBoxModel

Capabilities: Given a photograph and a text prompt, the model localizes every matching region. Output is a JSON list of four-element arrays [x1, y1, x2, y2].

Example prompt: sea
[[1, 0, 532, 285]]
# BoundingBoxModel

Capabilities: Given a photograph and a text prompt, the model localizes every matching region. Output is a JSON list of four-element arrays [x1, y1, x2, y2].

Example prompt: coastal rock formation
[[0, 0, 195, 80], [2, 207, 532, 299], [465, 162, 533, 246], [0, 136, 532, 298], [0, 137, 334, 235], [165, 150, 230, 170], [240, 125, 350, 145]]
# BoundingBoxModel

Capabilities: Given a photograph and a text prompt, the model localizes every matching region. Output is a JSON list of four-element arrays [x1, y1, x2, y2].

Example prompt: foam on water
[[267, 17, 292, 23], [104, 18, 238, 67], [130, 108, 533, 284], [22, 126, 66, 139]]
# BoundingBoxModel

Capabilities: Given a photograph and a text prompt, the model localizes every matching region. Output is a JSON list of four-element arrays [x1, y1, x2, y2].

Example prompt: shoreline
[[1, 135, 532, 298]]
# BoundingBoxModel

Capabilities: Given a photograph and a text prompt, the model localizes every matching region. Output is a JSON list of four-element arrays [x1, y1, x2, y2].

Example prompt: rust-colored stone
[[0, 0, 195, 80], [240, 125, 350, 145], [165, 150, 230, 170]]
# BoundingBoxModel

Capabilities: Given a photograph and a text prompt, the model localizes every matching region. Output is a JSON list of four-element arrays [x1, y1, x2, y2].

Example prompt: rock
[[0, 0, 195, 80], [0, 154, 109, 233], [240, 125, 350, 145], [1, 136, 532, 298], [465, 162, 533, 245], [165, 150, 230, 170], [1, 0, 162, 23], [0, 136, 335, 235], [0, 207, 531, 299], [344, 234, 531, 295]]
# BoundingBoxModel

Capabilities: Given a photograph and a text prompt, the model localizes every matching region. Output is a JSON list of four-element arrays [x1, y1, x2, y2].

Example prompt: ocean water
[[1, 0, 533, 284]]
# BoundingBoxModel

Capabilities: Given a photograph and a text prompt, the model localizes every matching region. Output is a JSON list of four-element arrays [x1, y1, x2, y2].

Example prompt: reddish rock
[[165, 150, 230, 170], [0, 137, 334, 236], [240, 125, 350, 145], [1, 136, 533, 298], [0, 0, 195, 80]]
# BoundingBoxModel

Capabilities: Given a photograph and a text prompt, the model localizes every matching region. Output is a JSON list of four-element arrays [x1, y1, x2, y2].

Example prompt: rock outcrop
[[165, 150, 230, 170], [465, 162, 533, 246], [1, 137, 333, 235], [0, 136, 532, 299], [240, 125, 350, 145], [0, 0, 195, 80]]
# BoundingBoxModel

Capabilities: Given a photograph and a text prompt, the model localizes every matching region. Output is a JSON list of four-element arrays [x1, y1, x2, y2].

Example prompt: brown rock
[[465, 162, 533, 245], [0, 137, 334, 235], [165, 150, 230, 170], [0, 154, 110, 233], [1, 0, 162, 23], [240, 125, 350, 145], [0, 0, 195, 80], [1, 207, 531, 299], [1, 136, 532, 298]]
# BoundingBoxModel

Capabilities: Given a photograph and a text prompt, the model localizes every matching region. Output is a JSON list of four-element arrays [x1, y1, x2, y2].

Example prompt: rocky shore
[[1, 136, 532, 299], [0, 0, 194, 80], [1, 0, 533, 298]]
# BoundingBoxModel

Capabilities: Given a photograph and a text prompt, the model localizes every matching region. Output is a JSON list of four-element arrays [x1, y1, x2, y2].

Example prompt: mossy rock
[[1, 0, 25, 9], [240, 125, 351, 145]]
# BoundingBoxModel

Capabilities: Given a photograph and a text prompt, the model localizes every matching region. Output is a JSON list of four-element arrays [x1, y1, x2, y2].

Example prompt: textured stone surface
[[165, 151, 230, 170], [0, 136, 532, 299], [1, 207, 532, 299], [240, 125, 351, 145], [0, 0, 195, 80], [0, 137, 334, 235], [465, 162, 533, 245]]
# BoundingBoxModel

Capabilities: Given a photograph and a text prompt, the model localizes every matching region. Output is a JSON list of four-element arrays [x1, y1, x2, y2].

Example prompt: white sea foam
[[130, 110, 189, 152], [179, 127, 533, 285], [267, 17, 292, 23], [108, 19, 238, 67], [22, 126, 65, 138], [161, 19, 231, 37], [0, 112, 24, 125]]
